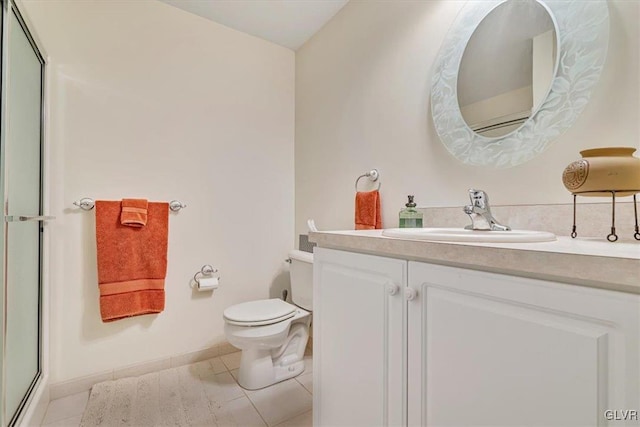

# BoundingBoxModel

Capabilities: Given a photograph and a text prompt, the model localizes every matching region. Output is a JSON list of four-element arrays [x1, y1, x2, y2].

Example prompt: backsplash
[[299, 234, 317, 253], [419, 201, 639, 242]]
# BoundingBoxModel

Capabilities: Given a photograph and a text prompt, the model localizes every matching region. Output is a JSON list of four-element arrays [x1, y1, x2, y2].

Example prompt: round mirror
[[431, 0, 609, 168], [457, 0, 556, 138]]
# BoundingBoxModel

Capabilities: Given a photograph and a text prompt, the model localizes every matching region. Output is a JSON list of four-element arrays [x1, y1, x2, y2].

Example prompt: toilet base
[[237, 322, 309, 390]]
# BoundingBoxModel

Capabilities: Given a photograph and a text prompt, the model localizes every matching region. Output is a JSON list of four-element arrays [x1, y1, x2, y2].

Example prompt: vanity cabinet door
[[313, 248, 407, 427], [408, 261, 640, 427]]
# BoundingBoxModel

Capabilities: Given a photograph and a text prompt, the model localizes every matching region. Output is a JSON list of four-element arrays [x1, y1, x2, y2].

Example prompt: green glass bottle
[[399, 195, 423, 228]]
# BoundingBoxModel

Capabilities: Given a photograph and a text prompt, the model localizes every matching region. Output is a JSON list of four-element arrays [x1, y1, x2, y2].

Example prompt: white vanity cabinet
[[408, 261, 640, 427], [313, 248, 406, 427], [314, 248, 640, 427]]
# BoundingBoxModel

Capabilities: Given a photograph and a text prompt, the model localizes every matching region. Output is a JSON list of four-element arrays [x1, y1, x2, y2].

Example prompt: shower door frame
[[0, 0, 48, 425]]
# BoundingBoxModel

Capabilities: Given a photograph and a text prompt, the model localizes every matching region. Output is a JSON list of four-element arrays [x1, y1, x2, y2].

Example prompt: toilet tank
[[288, 249, 313, 311]]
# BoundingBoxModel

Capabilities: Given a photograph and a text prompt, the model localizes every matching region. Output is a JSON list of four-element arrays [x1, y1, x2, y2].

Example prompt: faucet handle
[[468, 188, 490, 211]]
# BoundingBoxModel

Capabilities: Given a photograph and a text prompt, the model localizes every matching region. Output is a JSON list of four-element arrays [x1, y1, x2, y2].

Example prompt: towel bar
[[73, 198, 187, 212]]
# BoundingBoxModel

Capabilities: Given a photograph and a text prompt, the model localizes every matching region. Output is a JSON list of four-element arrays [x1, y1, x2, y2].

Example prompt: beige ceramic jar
[[562, 147, 640, 196]]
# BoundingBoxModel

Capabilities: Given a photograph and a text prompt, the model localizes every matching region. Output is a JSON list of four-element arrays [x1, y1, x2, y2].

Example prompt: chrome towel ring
[[355, 169, 381, 191]]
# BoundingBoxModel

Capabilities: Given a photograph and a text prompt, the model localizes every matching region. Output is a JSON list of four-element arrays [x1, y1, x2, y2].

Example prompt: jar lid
[[579, 147, 636, 157]]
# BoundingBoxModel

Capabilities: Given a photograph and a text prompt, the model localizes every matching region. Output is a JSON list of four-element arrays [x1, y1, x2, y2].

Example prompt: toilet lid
[[223, 299, 296, 325]]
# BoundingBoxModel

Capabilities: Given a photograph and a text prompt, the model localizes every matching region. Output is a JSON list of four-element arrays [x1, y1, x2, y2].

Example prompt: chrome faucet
[[463, 189, 511, 231]]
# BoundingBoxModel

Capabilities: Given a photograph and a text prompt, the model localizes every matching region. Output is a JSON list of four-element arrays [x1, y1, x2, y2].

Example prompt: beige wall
[[295, 0, 640, 237], [21, 0, 295, 382]]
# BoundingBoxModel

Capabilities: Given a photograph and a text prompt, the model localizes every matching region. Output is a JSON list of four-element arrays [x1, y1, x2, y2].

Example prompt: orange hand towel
[[95, 200, 169, 322], [355, 190, 382, 230], [121, 198, 148, 227]]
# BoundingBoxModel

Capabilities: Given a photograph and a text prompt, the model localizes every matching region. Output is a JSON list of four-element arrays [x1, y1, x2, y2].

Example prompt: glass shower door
[[1, 2, 46, 425]]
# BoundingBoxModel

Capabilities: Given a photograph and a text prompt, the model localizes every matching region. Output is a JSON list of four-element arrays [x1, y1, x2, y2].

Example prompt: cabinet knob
[[405, 287, 417, 301], [386, 283, 399, 296]]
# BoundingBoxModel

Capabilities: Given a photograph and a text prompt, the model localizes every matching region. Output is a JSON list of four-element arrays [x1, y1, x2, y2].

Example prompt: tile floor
[[41, 351, 313, 427]]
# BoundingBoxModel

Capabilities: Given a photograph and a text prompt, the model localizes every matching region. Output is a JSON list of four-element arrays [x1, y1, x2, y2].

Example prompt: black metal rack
[[571, 191, 640, 242]]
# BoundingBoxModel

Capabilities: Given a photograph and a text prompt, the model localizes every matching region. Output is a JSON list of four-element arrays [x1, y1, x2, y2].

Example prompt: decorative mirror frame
[[431, 0, 609, 168]]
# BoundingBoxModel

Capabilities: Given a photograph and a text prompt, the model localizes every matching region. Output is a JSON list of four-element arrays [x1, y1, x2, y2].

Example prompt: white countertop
[[309, 230, 640, 294]]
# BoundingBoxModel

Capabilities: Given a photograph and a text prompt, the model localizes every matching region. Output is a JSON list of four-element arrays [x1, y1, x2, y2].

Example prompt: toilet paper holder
[[193, 264, 219, 286]]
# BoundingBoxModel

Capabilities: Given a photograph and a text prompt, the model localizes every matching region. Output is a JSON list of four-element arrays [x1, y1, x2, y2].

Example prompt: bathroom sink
[[381, 227, 556, 243]]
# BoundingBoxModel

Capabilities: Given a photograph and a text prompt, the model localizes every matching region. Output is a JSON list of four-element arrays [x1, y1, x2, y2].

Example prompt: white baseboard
[[50, 341, 238, 400]]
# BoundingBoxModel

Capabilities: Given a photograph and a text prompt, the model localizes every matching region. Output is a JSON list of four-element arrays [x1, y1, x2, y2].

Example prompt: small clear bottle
[[399, 195, 423, 228]]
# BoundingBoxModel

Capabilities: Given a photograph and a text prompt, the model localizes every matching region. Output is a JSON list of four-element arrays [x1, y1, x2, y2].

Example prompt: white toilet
[[223, 249, 313, 390]]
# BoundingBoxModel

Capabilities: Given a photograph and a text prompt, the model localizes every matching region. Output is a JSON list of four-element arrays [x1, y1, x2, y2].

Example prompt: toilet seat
[[224, 299, 296, 326]]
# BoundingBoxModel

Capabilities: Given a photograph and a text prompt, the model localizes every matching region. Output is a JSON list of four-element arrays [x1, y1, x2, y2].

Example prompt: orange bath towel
[[121, 198, 148, 227], [355, 190, 382, 230], [95, 200, 169, 322]]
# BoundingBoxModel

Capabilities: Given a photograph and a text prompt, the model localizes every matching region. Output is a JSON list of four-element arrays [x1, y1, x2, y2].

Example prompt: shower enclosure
[[0, 0, 47, 425]]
